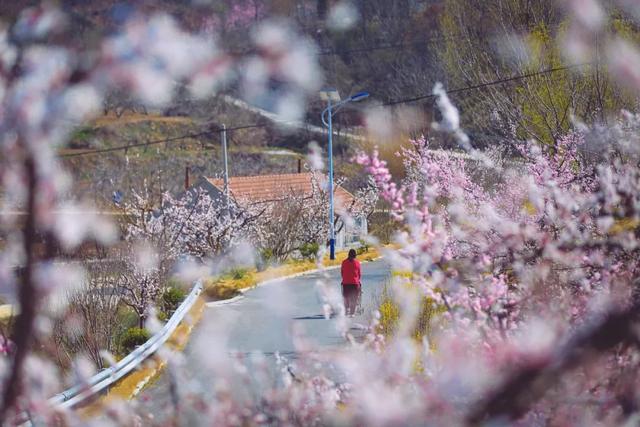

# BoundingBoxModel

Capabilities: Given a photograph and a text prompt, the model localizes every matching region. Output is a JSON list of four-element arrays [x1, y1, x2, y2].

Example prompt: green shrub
[[230, 268, 247, 280], [110, 305, 138, 356], [116, 305, 139, 330], [300, 242, 319, 260], [119, 327, 150, 354], [162, 287, 186, 315], [257, 248, 274, 271], [166, 277, 184, 289], [356, 240, 370, 255], [68, 127, 96, 149], [369, 216, 401, 245]]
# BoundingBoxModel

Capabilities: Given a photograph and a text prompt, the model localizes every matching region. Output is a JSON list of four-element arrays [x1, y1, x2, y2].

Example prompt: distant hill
[[2, 1, 439, 200]]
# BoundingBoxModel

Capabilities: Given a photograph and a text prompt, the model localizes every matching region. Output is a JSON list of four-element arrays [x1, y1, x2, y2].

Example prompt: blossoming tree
[[3, 1, 640, 426], [353, 105, 640, 426]]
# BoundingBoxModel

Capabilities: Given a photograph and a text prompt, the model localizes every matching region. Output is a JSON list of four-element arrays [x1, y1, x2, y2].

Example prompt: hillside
[[61, 109, 369, 208], [0, 0, 445, 115], [1, 1, 444, 204]]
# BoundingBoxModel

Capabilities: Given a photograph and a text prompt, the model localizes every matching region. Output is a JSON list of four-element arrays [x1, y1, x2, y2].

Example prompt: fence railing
[[21, 280, 203, 425]]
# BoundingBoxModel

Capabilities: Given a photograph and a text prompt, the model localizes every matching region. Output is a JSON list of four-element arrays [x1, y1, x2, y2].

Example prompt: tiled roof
[[206, 173, 355, 211]]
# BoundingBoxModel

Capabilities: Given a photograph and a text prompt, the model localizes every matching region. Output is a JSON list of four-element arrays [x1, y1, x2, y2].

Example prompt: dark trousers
[[342, 283, 360, 316]]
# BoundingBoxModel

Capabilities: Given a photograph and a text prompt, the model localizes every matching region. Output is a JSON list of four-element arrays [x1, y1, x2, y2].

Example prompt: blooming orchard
[[123, 185, 260, 261], [1, 1, 640, 426]]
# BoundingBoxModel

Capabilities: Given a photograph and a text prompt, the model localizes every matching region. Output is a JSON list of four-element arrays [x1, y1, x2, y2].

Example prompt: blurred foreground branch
[[468, 294, 640, 424]]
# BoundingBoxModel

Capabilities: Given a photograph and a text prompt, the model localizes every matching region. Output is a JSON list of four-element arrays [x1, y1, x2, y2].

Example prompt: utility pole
[[222, 123, 229, 207]]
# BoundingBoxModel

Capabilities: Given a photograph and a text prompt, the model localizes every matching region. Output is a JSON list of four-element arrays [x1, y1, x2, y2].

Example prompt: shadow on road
[[292, 314, 326, 320]]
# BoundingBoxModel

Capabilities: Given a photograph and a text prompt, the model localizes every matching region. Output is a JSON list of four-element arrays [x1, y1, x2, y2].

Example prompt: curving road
[[135, 258, 390, 421]]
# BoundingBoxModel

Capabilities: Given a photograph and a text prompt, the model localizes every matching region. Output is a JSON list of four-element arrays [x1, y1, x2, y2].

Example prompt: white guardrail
[[20, 280, 203, 426]]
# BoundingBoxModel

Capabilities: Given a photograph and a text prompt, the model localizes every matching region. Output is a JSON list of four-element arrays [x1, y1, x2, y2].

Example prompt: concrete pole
[[222, 124, 229, 206]]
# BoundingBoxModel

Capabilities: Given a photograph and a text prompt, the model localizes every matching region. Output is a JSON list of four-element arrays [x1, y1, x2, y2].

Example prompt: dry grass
[[92, 113, 195, 127]]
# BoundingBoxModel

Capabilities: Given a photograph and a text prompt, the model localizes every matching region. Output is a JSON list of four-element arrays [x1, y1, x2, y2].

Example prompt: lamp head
[[319, 88, 341, 102], [349, 91, 370, 102]]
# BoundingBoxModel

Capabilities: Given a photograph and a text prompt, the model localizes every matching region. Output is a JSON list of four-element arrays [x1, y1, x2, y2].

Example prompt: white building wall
[[335, 216, 367, 250], [336, 227, 346, 250]]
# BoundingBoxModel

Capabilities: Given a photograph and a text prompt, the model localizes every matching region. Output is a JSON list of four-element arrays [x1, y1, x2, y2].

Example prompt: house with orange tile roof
[[195, 172, 367, 250]]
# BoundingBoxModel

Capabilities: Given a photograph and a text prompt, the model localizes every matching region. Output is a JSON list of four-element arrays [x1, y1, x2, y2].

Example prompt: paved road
[[135, 259, 389, 422]]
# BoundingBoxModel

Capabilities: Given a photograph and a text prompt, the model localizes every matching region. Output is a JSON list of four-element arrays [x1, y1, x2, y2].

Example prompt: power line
[[60, 123, 267, 158], [216, 123, 266, 132], [61, 131, 213, 158], [382, 62, 592, 106], [60, 62, 593, 158]]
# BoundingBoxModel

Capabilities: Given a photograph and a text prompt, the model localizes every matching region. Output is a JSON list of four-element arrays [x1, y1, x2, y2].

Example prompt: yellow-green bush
[[161, 286, 186, 315], [119, 327, 150, 354], [378, 296, 400, 337], [377, 282, 442, 341]]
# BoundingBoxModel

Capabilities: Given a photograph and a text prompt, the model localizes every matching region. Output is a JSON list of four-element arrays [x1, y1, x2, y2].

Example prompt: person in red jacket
[[341, 249, 361, 317]]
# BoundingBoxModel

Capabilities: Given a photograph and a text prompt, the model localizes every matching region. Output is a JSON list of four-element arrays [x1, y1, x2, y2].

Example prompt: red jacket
[[341, 258, 361, 286]]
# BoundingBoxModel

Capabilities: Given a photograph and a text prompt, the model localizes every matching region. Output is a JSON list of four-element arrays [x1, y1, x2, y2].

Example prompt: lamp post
[[320, 89, 369, 260]]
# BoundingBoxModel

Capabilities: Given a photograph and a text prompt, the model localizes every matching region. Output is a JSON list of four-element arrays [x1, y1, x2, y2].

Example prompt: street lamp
[[320, 89, 370, 260]]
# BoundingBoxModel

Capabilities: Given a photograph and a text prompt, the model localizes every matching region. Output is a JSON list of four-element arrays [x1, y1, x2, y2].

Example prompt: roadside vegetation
[[203, 246, 381, 302], [377, 277, 442, 342]]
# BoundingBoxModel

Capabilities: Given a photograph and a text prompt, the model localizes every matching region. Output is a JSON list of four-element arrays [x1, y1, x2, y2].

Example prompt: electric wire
[[381, 62, 592, 106]]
